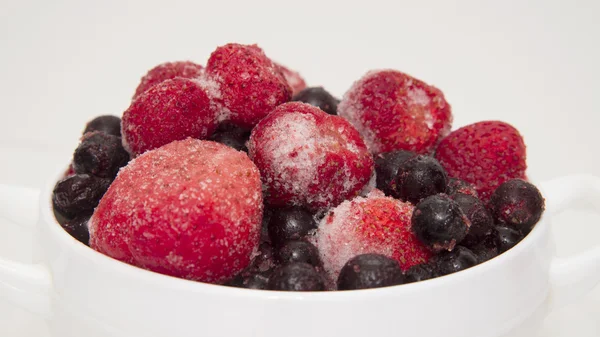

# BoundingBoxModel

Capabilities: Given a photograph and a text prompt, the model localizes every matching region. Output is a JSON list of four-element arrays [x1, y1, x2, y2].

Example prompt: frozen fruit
[[122, 78, 219, 157], [133, 61, 203, 99], [293, 87, 339, 115], [337, 254, 404, 290], [452, 193, 493, 247], [404, 263, 436, 283], [412, 194, 470, 252], [435, 121, 527, 200], [84, 115, 122, 137], [267, 206, 318, 247], [268, 262, 326, 291], [52, 174, 111, 218], [489, 179, 545, 234], [338, 69, 452, 154], [277, 62, 307, 96], [312, 191, 431, 280], [434, 246, 478, 276], [247, 242, 276, 274], [206, 43, 292, 127], [58, 214, 91, 245], [209, 123, 250, 152], [248, 102, 374, 210], [393, 155, 447, 204], [73, 132, 130, 179], [493, 226, 524, 254], [275, 240, 321, 267], [446, 178, 478, 198], [374, 150, 415, 196], [89, 139, 263, 284]]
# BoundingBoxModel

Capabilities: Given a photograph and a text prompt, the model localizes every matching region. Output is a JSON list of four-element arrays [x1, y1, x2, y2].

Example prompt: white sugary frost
[[194, 75, 231, 122]]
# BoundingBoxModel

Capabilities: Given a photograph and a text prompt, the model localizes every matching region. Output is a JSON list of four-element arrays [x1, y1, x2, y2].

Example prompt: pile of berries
[[52, 43, 545, 291]]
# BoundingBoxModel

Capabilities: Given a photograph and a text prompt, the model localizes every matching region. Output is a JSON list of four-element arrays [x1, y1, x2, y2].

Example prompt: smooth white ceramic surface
[[0, 169, 599, 337]]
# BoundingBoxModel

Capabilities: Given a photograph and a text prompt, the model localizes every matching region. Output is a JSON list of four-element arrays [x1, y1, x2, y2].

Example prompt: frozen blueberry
[[84, 115, 122, 137], [209, 123, 251, 152], [452, 193, 493, 247], [489, 179, 545, 234], [434, 246, 478, 276], [250, 242, 277, 273], [375, 150, 415, 196], [412, 194, 470, 251], [227, 271, 271, 290], [404, 263, 436, 283], [275, 240, 321, 267], [73, 132, 130, 179], [52, 174, 111, 218], [393, 155, 447, 204], [268, 263, 326, 291], [268, 207, 317, 247], [494, 226, 524, 254], [292, 87, 339, 115], [446, 178, 478, 197], [61, 214, 91, 245], [337, 254, 404, 290], [470, 235, 499, 263]]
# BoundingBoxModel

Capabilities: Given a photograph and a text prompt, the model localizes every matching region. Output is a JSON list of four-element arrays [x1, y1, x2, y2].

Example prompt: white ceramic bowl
[[1, 168, 599, 337]]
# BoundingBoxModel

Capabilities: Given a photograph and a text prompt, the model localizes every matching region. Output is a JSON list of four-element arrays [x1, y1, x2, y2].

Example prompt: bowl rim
[[42, 163, 547, 300]]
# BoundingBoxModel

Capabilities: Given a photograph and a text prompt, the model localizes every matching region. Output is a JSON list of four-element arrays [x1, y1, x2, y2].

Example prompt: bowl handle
[[0, 184, 52, 317], [542, 175, 600, 310]]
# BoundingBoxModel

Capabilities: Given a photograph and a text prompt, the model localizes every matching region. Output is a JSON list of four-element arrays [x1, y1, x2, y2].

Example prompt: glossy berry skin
[[393, 155, 447, 204], [73, 132, 130, 179], [268, 263, 326, 291], [470, 235, 499, 263], [52, 174, 111, 218], [275, 240, 321, 267], [84, 115, 122, 137], [452, 193, 493, 247], [434, 246, 478, 276], [337, 254, 404, 290], [446, 178, 478, 198], [494, 226, 524, 254], [374, 150, 415, 196], [292, 87, 339, 115], [412, 194, 470, 252], [209, 123, 250, 152], [489, 179, 545, 234], [53, 208, 91, 245], [404, 263, 436, 283], [268, 207, 318, 247]]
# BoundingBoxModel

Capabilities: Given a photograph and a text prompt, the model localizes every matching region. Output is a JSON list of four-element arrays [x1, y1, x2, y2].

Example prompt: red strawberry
[[133, 61, 203, 99], [311, 190, 431, 280], [276, 62, 307, 96], [435, 121, 527, 200]]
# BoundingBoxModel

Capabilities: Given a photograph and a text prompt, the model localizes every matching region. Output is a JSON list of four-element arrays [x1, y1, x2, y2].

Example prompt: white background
[[0, 0, 599, 336]]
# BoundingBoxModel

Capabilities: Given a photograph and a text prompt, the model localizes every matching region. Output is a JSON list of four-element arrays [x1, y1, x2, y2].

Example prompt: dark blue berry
[[375, 150, 415, 196], [52, 174, 111, 218], [452, 193, 493, 247], [84, 115, 122, 137], [275, 240, 321, 267], [337, 254, 404, 290], [268, 207, 317, 247], [53, 208, 90, 245], [394, 155, 447, 204], [227, 271, 271, 290], [292, 87, 339, 115], [404, 263, 437, 283], [470, 235, 499, 263], [209, 123, 250, 152], [250, 242, 277, 273], [493, 226, 523, 254], [73, 132, 130, 179], [412, 194, 470, 251], [434, 246, 478, 276], [268, 263, 326, 291], [489, 179, 545, 234]]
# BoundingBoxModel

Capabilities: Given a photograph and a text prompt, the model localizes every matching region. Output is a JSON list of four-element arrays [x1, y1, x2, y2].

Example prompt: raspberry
[[276, 62, 307, 96], [312, 191, 431, 280], [122, 78, 219, 157], [133, 61, 203, 99], [435, 121, 527, 200], [338, 70, 452, 154], [206, 43, 292, 127], [248, 102, 374, 210], [89, 139, 263, 284]]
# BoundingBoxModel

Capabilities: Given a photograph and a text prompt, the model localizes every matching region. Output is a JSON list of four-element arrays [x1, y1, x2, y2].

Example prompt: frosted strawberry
[[133, 61, 203, 99]]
